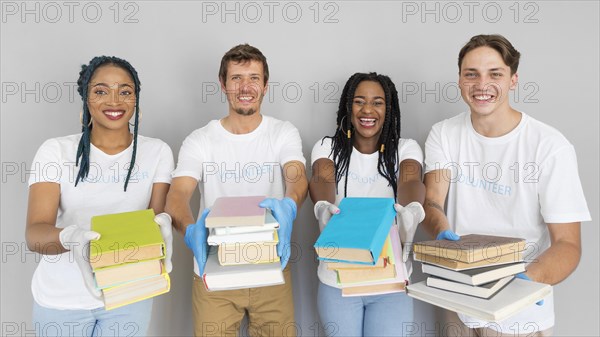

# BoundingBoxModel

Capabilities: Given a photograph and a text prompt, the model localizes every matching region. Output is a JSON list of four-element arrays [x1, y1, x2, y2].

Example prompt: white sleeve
[[424, 123, 450, 174], [398, 138, 423, 164], [172, 131, 204, 181], [153, 142, 174, 184], [538, 145, 591, 223], [28, 139, 62, 186], [278, 122, 306, 166], [310, 137, 334, 166]]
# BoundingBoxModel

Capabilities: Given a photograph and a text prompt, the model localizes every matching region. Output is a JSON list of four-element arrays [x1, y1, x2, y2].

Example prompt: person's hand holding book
[[184, 209, 210, 275], [395, 202, 425, 262], [313, 200, 340, 231], [259, 197, 297, 270], [436, 229, 460, 241], [154, 213, 174, 273], [59, 225, 102, 298], [516, 273, 544, 306]]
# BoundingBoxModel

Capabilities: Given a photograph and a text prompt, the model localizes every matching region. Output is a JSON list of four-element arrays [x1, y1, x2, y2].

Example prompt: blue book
[[314, 198, 396, 265]]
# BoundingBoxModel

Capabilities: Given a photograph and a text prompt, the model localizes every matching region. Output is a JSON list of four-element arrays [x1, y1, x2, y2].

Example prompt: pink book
[[205, 196, 267, 228]]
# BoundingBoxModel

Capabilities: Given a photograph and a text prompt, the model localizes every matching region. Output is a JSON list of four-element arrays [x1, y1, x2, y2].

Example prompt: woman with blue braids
[[25, 56, 174, 337]]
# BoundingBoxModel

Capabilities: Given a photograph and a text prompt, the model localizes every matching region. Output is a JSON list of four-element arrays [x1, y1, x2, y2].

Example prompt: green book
[[90, 209, 165, 269]]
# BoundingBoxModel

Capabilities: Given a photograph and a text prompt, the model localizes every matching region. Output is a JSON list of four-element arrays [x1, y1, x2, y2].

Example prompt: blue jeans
[[317, 282, 414, 337], [32, 299, 153, 337]]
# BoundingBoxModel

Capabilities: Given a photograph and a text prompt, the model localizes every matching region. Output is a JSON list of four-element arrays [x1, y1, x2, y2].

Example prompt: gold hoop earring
[[338, 115, 352, 138], [79, 111, 92, 127]]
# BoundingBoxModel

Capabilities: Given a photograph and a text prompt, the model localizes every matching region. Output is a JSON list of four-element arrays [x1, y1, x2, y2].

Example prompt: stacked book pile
[[90, 209, 170, 311], [202, 196, 284, 291], [407, 234, 552, 322], [314, 198, 408, 297]]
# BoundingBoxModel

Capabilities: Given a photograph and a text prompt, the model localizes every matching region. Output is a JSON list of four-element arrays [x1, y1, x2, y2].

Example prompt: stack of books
[[314, 198, 408, 296], [202, 196, 284, 291], [90, 209, 170, 311], [407, 234, 552, 322]]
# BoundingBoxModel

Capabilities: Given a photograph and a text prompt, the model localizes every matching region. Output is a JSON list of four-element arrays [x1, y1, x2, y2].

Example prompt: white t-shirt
[[28, 134, 174, 310], [424, 112, 591, 332], [311, 137, 424, 288], [172, 115, 306, 275]]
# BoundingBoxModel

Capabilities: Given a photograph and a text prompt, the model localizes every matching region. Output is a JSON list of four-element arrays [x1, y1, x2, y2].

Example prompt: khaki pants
[[192, 267, 295, 337], [441, 310, 554, 337]]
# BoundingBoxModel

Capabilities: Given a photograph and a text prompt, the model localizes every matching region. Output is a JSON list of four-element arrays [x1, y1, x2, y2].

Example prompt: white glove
[[394, 202, 425, 263], [313, 200, 340, 231], [59, 225, 102, 298], [154, 213, 173, 273]]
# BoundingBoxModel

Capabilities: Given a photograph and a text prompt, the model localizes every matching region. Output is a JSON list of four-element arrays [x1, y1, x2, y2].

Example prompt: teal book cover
[[314, 197, 396, 265]]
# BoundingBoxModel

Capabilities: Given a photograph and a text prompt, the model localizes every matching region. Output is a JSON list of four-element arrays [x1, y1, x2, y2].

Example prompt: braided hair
[[75, 56, 141, 191], [325, 72, 402, 198]]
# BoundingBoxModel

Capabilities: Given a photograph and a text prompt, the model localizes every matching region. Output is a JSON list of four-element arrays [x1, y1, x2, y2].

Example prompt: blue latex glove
[[259, 197, 297, 270], [184, 208, 210, 276], [436, 229, 460, 241], [516, 272, 544, 306]]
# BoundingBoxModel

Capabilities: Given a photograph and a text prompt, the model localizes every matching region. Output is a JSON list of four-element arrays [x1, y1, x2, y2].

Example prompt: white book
[[426, 276, 514, 299], [212, 211, 279, 236], [422, 262, 525, 286], [407, 278, 552, 322], [207, 228, 277, 245], [202, 248, 284, 291]]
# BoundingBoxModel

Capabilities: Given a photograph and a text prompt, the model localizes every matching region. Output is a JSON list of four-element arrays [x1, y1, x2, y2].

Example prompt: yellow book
[[102, 271, 171, 311], [327, 235, 391, 270], [337, 264, 396, 284], [218, 231, 280, 265], [94, 259, 164, 289], [90, 209, 165, 269]]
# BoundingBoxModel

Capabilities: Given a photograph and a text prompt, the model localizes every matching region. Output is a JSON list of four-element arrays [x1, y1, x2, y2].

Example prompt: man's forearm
[[165, 192, 195, 234], [284, 161, 308, 210], [286, 183, 308, 210], [526, 240, 581, 285], [422, 198, 451, 239]]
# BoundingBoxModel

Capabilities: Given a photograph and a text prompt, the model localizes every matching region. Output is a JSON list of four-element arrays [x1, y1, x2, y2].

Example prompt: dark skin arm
[[26, 182, 169, 254], [309, 158, 336, 205], [397, 159, 425, 206], [25, 182, 64, 254]]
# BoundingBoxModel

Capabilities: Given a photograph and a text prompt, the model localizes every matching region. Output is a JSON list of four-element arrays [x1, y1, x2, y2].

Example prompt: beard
[[234, 107, 257, 116], [233, 92, 264, 116]]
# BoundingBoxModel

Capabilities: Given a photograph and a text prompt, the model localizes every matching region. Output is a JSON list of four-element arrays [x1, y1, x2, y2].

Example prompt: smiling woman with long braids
[[25, 56, 174, 337], [309, 72, 426, 337]]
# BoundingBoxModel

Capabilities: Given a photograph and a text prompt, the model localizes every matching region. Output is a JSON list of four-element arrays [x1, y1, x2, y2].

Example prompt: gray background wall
[[1, 1, 598, 336]]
